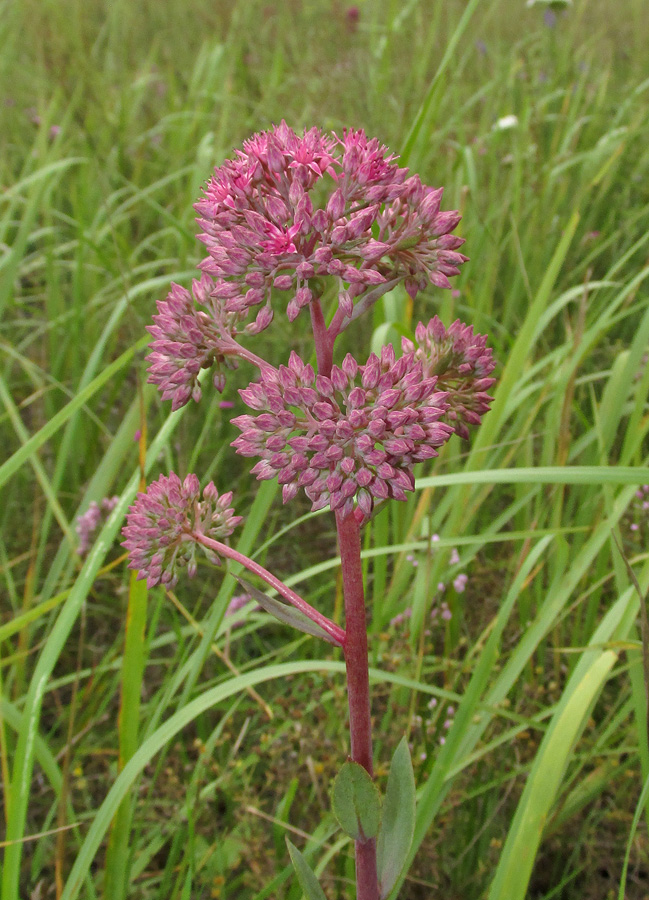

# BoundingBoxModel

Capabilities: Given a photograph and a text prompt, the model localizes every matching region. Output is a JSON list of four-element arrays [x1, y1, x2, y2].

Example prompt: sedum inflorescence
[[122, 120, 496, 900], [130, 121, 494, 575]]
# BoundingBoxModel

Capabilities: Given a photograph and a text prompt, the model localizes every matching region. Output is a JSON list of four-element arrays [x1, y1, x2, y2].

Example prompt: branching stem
[[192, 532, 346, 646]]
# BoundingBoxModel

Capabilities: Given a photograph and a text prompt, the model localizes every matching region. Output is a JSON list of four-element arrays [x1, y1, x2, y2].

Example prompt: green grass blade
[[488, 586, 638, 899], [60, 661, 342, 900], [0, 335, 148, 491], [416, 465, 649, 489], [103, 572, 148, 900], [0, 405, 186, 900]]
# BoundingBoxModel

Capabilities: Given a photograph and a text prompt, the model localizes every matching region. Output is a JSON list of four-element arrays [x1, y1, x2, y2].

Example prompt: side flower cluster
[[404, 316, 496, 439], [232, 345, 454, 520], [122, 473, 242, 588], [195, 121, 466, 327], [146, 275, 245, 411]]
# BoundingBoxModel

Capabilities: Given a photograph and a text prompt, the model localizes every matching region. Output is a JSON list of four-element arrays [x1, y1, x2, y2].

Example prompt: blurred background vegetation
[[1, 0, 649, 898]]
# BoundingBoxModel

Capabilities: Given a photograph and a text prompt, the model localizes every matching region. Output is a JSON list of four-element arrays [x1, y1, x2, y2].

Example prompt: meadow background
[[2, 0, 649, 897]]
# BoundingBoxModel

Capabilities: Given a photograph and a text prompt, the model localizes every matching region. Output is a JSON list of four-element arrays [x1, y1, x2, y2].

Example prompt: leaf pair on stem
[[288, 737, 416, 900]]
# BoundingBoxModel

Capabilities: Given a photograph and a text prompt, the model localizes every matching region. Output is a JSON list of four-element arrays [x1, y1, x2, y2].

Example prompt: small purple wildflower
[[76, 496, 120, 556], [232, 342, 453, 519], [346, 6, 360, 31], [390, 606, 413, 627], [449, 547, 460, 565], [224, 593, 261, 628], [226, 593, 253, 616], [629, 484, 649, 534], [122, 473, 242, 588], [453, 573, 468, 593]]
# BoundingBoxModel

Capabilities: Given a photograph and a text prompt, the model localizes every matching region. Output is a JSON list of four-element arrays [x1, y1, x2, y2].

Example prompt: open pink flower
[[195, 122, 466, 329]]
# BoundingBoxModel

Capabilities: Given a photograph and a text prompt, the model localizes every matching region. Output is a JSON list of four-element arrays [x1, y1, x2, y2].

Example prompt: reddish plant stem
[[309, 297, 333, 376], [192, 532, 346, 646], [311, 296, 379, 899], [221, 337, 274, 374], [336, 510, 379, 900]]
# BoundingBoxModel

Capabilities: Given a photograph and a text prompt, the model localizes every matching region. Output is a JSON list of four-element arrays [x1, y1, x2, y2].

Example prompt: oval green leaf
[[331, 760, 381, 842], [377, 737, 416, 898]]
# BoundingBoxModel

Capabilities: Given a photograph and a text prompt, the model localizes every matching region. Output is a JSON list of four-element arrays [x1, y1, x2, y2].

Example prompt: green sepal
[[377, 737, 416, 898], [233, 575, 339, 644], [286, 839, 327, 900], [331, 760, 381, 842]]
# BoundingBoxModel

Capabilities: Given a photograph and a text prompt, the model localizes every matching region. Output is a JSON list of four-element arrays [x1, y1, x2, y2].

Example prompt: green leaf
[[377, 737, 416, 898], [233, 575, 339, 644], [286, 839, 327, 900], [331, 760, 381, 842], [487, 648, 618, 900]]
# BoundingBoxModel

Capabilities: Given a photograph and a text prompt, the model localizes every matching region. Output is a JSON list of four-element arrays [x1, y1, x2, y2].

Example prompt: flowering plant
[[122, 122, 495, 899]]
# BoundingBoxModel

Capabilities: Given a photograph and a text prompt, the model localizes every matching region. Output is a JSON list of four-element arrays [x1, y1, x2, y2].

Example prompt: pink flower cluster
[[76, 495, 120, 556], [144, 123, 468, 413], [232, 343, 453, 520], [122, 473, 242, 588], [146, 275, 242, 411], [405, 317, 496, 440], [231, 315, 495, 518], [195, 121, 466, 327]]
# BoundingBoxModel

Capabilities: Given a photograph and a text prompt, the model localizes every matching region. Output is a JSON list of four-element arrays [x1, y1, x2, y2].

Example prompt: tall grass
[[1, 0, 649, 897]]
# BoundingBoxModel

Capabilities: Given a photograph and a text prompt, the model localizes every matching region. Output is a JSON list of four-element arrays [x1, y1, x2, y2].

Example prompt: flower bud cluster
[[122, 473, 242, 588], [145, 276, 245, 410], [195, 121, 466, 328], [404, 316, 496, 439], [232, 344, 454, 520]]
